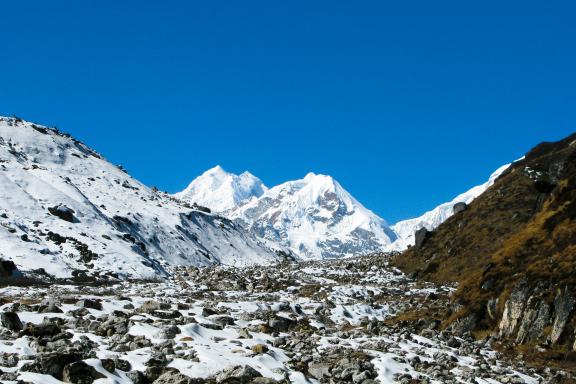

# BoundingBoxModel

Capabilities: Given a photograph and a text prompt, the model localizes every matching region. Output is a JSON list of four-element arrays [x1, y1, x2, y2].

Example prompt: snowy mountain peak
[[175, 166, 267, 213], [228, 173, 396, 260]]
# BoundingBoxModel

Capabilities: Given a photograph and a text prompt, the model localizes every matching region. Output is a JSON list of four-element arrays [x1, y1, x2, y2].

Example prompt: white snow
[[0, 117, 280, 279], [174, 165, 267, 213]]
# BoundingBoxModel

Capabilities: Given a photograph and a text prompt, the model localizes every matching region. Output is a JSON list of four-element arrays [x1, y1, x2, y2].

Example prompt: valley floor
[[0, 255, 571, 384]]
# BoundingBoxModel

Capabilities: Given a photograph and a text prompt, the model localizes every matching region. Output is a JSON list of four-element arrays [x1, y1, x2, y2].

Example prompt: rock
[[352, 370, 371, 383], [202, 307, 218, 317], [499, 281, 530, 338], [550, 287, 575, 344], [251, 379, 279, 384], [0, 312, 23, 331], [268, 316, 296, 332], [48, 204, 77, 223], [157, 325, 180, 339], [449, 313, 477, 336], [446, 337, 461, 348], [126, 370, 148, 384], [414, 227, 430, 250], [308, 363, 331, 380], [452, 202, 467, 214], [21, 352, 82, 380], [0, 353, 19, 367], [516, 297, 550, 344], [21, 321, 62, 337], [251, 344, 269, 354], [113, 358, 131, 372], [153, 369, 202, 383], [76, 299, 103, 311], [62, 361, 106, 383], [238, 328, 252, 339], [0, 259, 17, 277], [212, 316, 235, 327], [100, 358, 115, 373], [215, 365, 262, 383]]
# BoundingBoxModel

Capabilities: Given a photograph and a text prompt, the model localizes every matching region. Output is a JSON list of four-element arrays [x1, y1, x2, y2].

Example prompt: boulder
[[48, 204, 77, 223], [76, 299, 103, 311], [452, 202, 467, 214], [21, 321, 62, 337], [21, 352, 82, 380], [0, 312, 23, 332], [153, 369, 203, 383], [414, 227, 430, 250], [0, 259, 17, 277], [268, 315, 296, 332], [251, 344, 269, 354], [62, 361, 106, 384], [308, 363, 331, 380], [215, 365, 262, 383]]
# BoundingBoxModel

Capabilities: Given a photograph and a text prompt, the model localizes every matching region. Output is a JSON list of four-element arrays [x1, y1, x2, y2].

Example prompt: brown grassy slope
[[392, 132, 576, 287]]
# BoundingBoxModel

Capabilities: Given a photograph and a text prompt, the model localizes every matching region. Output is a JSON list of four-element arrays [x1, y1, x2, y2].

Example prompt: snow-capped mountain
[[227, 172, 397, 260], [174, 165, 267, 213], [387, 163, 511, 250], [177, 161, 511, 259], [0, 117, 282, 279]]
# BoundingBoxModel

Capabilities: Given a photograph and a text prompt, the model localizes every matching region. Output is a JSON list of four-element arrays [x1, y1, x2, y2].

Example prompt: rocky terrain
[[393, 132, 576, 371], [1, 254, 571, 384]]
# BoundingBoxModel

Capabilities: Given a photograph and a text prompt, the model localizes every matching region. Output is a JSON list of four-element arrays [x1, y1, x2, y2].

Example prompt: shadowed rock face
[[0, 259, 16, 277]]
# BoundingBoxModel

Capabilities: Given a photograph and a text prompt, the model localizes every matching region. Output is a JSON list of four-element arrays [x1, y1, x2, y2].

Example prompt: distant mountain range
[[0, 115, 515, 279], [176, 163, 509, 259]]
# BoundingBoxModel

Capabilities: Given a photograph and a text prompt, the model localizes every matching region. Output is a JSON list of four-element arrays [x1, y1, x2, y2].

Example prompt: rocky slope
[[1, 254, 568, 384], [0, 117, 282, 280], [392, 132, 576, 370]]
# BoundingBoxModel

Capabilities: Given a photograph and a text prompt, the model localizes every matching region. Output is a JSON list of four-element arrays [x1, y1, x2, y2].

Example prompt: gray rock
[[153, 369, 201, 383], [308, 363, 331, 380], [452, 202, 467, 214], [1, 312, 23, 331], [62, 361, 106, 383], [550, 286, 574, 344], [76, 299, 103, 311], [48, 204, 77, 223], [215, 365, 262, 383], [499, 281, 530, 338], [414, 227, 430, 250]]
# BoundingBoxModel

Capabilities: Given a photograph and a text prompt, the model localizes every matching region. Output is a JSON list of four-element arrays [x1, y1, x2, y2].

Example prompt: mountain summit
[[174, 165, 267, 213], [230, 172, 397, 259]]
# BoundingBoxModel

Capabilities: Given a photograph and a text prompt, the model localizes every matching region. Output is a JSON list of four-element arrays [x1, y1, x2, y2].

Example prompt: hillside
[[392, 132, 576, 368], [0, 117, 282, 280]]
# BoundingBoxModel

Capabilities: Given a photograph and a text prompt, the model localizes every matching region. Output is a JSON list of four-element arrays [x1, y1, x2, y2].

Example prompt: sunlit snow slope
[[174, 166, 267, 213], [228, 173, 397, 259], [0, 117, 281, 279]]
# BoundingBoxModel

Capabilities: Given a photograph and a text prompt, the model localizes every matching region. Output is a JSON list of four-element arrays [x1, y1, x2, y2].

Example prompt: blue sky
[[1, 1, 574, 223]]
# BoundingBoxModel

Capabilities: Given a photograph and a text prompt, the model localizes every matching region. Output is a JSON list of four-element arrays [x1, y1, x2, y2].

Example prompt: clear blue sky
[[1, 1, 574, 223]]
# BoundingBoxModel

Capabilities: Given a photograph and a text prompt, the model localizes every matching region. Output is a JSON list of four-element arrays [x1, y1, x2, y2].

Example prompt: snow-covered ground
[[0, 255, 559, 384]]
